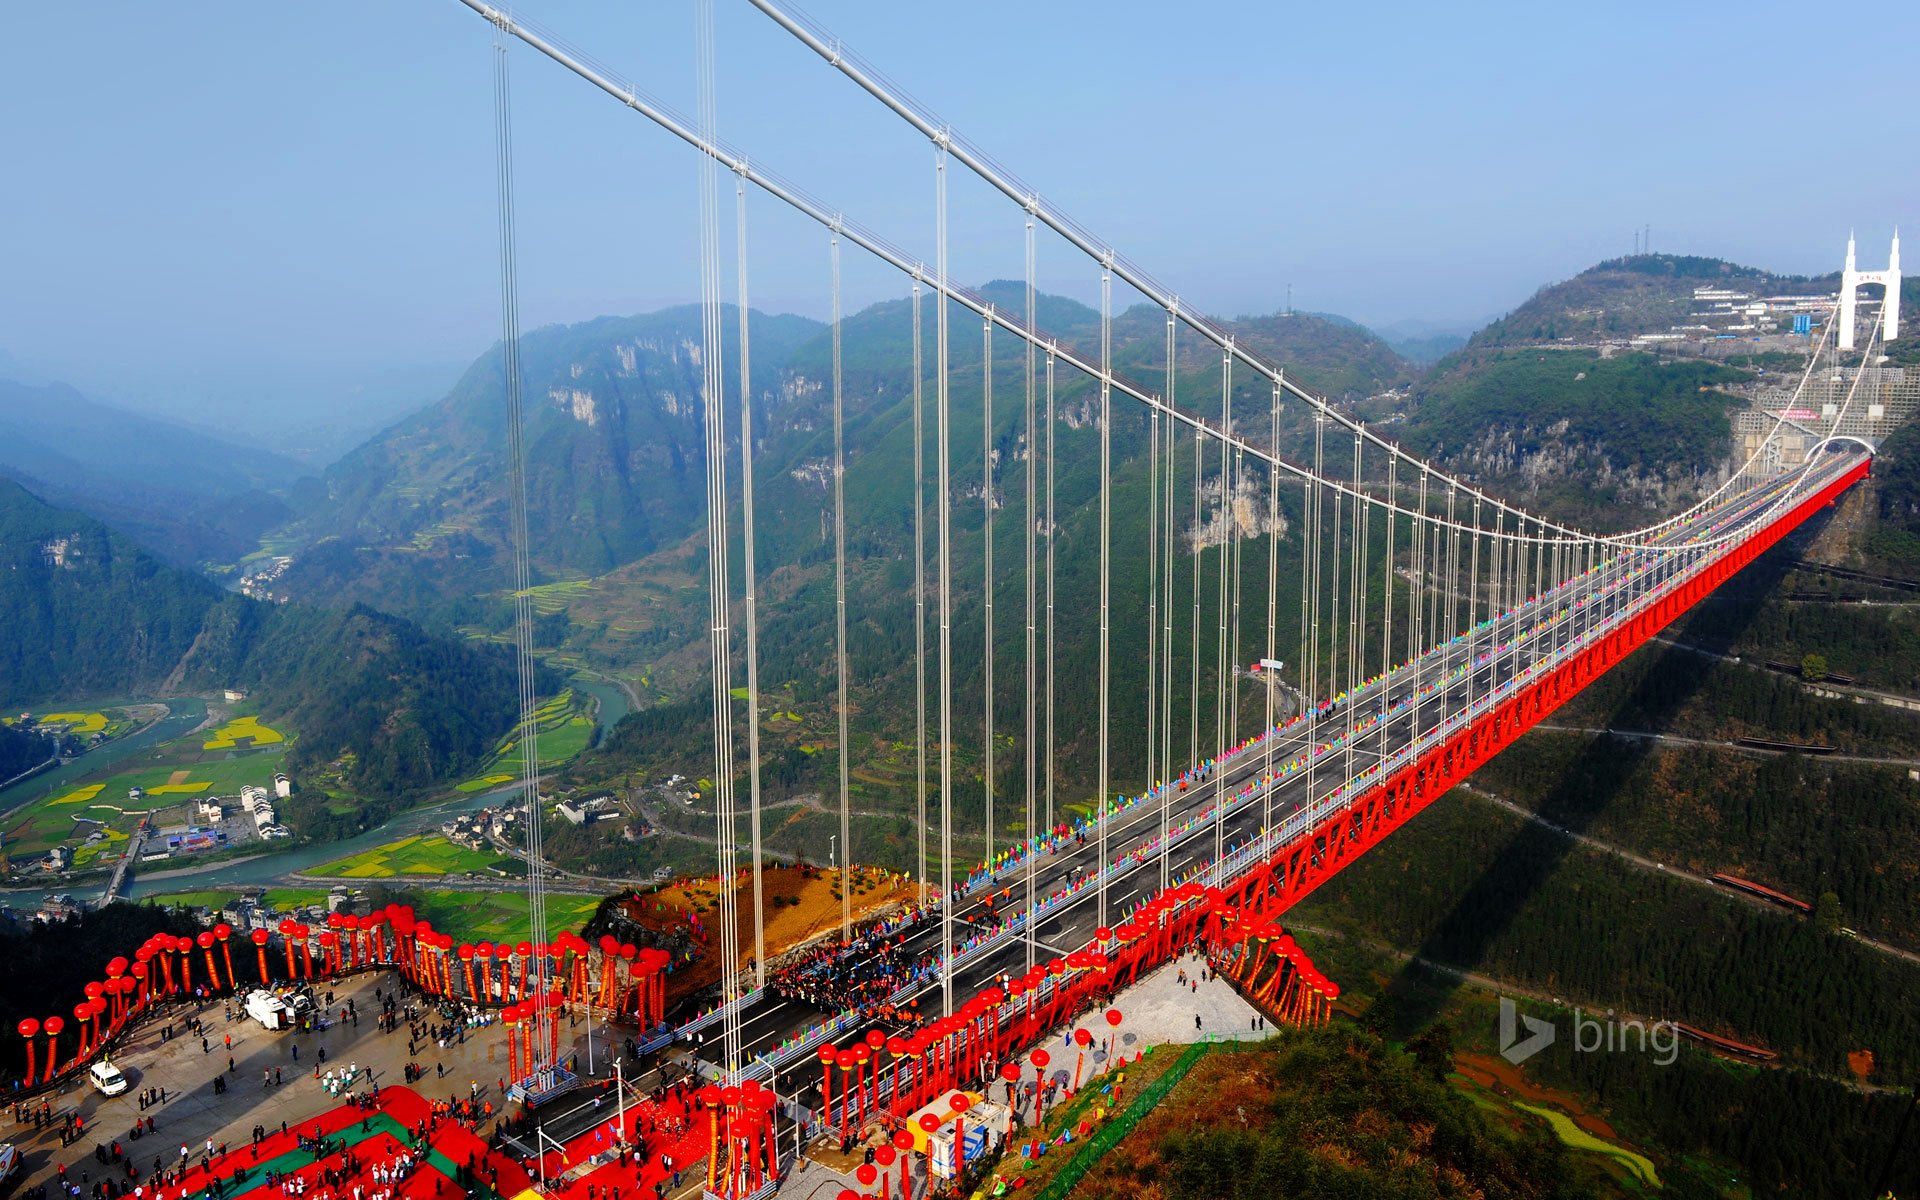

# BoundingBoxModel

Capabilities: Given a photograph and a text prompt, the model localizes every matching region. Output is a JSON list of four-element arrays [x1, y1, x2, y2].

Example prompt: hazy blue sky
[[2, 1, 1913, 433]]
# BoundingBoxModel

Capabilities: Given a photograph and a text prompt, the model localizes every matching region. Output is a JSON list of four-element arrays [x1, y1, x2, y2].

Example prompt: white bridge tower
[[1838, 230, 1900, 351]]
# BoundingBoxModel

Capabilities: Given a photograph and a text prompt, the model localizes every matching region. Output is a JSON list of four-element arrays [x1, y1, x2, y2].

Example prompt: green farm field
[[307, 834, 517, 880], [405, 889, 603, 945], [143, 887, 331, 912], [454, 690, 593, 792]]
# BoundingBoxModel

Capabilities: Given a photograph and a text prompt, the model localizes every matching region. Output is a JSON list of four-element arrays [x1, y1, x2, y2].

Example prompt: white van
[[244, 989, 294, 1031], [88, 1061, 129, 1097]]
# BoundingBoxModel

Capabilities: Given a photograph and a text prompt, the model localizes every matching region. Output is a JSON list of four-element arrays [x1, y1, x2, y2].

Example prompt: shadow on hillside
[[1380, 530, 1810, 1034]]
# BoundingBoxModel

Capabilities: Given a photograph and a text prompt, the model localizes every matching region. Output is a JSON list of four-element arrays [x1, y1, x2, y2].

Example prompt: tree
[[1815, 891, 1844, 936], [1406, 1022, 1456, 1082], [1802, 653, 1829, 681]]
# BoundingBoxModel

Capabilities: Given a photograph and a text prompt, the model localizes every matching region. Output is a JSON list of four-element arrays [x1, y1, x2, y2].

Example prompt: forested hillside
[[0, 479, 521, 800], [272, 307, 823, 620], [1398, 350, 1752, 528], [1073, 1027, 1610, 1200], [0, 475, 229, 696], [0, 723, 53, 781]]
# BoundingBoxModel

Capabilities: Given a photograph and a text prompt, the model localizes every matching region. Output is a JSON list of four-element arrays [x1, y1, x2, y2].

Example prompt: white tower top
[[1838, 231, 1901, 351]]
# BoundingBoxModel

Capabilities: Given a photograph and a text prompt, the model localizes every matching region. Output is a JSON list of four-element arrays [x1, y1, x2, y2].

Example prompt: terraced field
[[307, 834, 514, 879]]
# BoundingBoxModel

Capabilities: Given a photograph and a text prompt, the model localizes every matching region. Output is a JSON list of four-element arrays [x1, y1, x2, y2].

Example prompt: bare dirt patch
[[615, 864, 916, 1007], [1454, 1050, 1621, 1141]]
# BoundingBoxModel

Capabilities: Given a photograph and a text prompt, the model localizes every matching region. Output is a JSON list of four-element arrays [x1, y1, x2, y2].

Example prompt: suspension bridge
[[449, 2, 1897, 1194]]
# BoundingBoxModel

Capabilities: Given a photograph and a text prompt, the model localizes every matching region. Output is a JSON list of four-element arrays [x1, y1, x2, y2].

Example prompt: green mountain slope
[[1397, 350, 1751, 529], [274, 307, 823, 615], [0, 478, 520, 802], [1470, 254, 1829, 347]]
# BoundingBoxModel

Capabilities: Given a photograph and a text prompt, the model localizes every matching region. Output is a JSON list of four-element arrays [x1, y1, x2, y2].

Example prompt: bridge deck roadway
[[686, 455, 1869, 1112]]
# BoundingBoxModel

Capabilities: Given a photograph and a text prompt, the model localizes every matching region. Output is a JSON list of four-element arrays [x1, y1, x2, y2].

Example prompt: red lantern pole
[[1029, 1049, 1050, 1126], [947, 1092, 971, 1195], [17, 1019, 38, 1086], [893, 1129, 913, 1198], [41, 1017, 63, 1084], [819, 1046, 835, 1133], [702, 1087, 723, 1196], [197, 932, 220, 992], [836, 1052, 854, 1140], [215, 924, 236, 992]]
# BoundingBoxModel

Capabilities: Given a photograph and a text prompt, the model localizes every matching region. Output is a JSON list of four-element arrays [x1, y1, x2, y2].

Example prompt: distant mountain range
[[0, 378, 310, 566]]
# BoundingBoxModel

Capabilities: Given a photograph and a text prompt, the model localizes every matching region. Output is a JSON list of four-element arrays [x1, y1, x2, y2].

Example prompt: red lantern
[[1031, 1049, 1050, 1069], [1105, 1009, 1123, 1027], [855, 1165, 877, 1187]]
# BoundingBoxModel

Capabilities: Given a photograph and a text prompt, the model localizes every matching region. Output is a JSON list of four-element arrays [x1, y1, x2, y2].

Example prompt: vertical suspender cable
[[983, 313, 995, 862], [691, 0, 741, 1078], [489, 35, 551, 1067], [1380, 457, 1395, 765], [1159, 316, 1176, 891], [1444, 487, 1459, 652], [1096, 259, 1112, 929], [1189, 397, 1203, 806], [831, 231, 852, 941], [1263, 373, 1281, 836], [935, 146, 955, 1018], [1146, 381, 1160, 825], [1044, 348, 1056, 840], [734, 171, 767, 989], [913, 282, 928, 909], [1345, 428, 1362, 798], [1229, 443, 1244, 750], [1297, 469, 1311, 743], [1467, 501, 1483, 709], [1022, 218, 1037, 972], [1215, 349, 1232, 798], [1326, 472, 1342, 804], [1305, 417, 1322, 808], [1411, 470, 1428, 737]]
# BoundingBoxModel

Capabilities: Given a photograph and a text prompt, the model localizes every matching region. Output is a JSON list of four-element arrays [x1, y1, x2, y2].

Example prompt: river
[[571, 677, 632, 745]]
